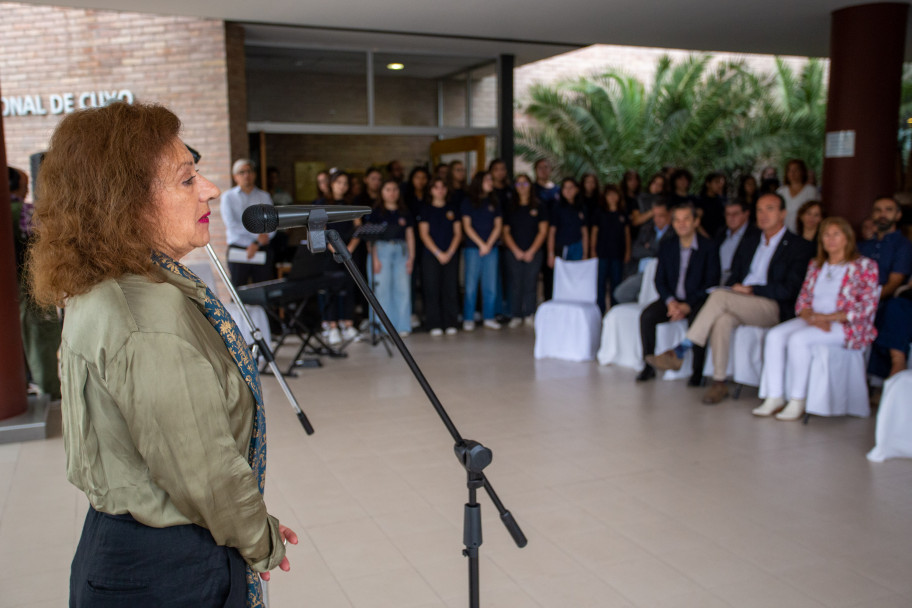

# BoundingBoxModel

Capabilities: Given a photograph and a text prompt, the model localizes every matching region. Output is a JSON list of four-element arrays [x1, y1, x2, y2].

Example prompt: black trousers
[[505, 249, 543, 318], [640, 299, 706, 378], [421, 250, 459, 330], [70, 508, 247, 608], [227, 245, 273, 286]]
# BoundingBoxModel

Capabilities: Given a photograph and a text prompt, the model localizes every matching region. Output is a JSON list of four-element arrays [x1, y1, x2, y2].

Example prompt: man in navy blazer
[[649, 193, 815, 403], [638, 203, 720, 383]]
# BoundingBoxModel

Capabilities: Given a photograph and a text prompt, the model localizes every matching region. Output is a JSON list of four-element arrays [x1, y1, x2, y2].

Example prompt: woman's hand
[[372, 256, 382, 275], [259, 525, 299, 581], [246, 242, 259, 260], [548, 252, 555, 268], [405, 257, 414, 275]]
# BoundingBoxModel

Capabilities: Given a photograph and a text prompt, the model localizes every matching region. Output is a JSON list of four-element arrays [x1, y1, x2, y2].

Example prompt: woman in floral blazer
[[754, 217, 879, 420]]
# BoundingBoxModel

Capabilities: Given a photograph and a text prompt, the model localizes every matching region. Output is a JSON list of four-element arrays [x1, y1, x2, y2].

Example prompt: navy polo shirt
[[592, 207, 628, 260], [506, 203, 549, 250], [364, 207, 413, 241], [460, 197, 501, 247], [551, 200, 588, 249], [859, 231, 912, 285], [417, 203, 460, 250], [534, 183, 560, 213]]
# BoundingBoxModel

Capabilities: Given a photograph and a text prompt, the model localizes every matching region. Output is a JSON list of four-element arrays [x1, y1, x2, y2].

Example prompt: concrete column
[[0, 82, 30, 421], [822, 2, 909, 228], [498, 54, 515, 177]]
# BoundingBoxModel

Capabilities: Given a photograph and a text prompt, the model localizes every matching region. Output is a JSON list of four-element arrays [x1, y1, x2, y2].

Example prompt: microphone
[[242, 204, 371, 233]]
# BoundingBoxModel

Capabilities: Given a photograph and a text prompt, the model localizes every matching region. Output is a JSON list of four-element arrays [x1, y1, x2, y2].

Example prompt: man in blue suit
[[638, 203, 720, 384]]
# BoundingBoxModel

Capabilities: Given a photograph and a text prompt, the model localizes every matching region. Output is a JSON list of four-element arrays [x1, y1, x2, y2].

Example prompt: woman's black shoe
[[636, 365, 656, 382], [688, 374, 704, 387]]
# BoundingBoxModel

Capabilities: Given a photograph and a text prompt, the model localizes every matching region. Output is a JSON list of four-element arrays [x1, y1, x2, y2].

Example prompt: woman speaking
[[28, 102, 296, 607]]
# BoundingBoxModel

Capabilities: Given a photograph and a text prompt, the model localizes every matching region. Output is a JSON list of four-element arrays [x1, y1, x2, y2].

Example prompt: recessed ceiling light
[[386, 62, 405, 71]]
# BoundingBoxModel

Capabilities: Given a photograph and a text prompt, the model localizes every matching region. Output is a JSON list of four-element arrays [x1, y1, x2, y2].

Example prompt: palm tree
[[516, 54, 835, 186]]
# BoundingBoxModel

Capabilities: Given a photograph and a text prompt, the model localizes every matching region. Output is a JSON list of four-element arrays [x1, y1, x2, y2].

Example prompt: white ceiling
[[18, 0, 912, 61]]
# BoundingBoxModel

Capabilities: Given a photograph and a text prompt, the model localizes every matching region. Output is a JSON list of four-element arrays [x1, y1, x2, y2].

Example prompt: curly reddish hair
[[28, 102, 181, 307]]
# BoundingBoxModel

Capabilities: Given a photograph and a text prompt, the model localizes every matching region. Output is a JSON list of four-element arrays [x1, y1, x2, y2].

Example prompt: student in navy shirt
[[548, 177, 589, 269], [365, 179, 415, 336], [418, 178, 462, 336], [461, 171, 503, 331], [590, 184, 631, 313], [503, 173, 549, 327]]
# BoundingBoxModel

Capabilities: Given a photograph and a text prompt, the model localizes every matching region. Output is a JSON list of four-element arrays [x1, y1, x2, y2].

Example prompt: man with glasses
[[220, 159, 275, 285]]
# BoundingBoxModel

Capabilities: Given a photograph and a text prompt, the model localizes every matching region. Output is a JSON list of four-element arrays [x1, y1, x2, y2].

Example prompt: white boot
[[752, 397, 786, 417], [775, 398, 806, 421]]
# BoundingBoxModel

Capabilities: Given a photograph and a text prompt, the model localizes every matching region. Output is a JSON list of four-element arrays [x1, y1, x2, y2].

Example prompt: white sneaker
[[398, 330, 410, 338], [752, 397, 786, 417], [342, 326, 359, 341], [524, 315, 535, 327], [508, 318, 522, 328], [463, 321, 475, 331], [775, 399, 806, 421], [327, 328, 342, 345], [445, 327, 458, 335], [411, 314, 421, 329], [483, 319, 501, 330], [430, 328, 444, 337]]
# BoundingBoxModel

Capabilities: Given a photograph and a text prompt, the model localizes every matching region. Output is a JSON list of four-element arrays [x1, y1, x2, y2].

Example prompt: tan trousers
[[685, 290, 780, 381]]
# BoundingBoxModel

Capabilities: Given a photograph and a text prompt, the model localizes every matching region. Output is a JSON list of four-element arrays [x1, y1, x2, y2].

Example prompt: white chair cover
[[186, 261, 272, 348], [534, 258, 602, 361], [596, 259, 659, 369], [804, 345, 870, 418], [867, 370, 912, 462], [656, 319, 692, 380], [705, 325, 763, 385]]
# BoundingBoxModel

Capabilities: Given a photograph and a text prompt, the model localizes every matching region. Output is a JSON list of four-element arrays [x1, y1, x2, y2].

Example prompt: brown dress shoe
[[702, 381, 729, 405], [645, 349, 683, 371]]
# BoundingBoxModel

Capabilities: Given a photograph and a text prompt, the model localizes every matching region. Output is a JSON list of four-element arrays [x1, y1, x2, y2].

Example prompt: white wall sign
[[825, 130, 856, 158], [1, 90, 135, 117]]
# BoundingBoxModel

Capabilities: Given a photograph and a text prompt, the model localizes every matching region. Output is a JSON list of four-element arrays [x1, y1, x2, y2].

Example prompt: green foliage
[[516, 54, 828, 185]]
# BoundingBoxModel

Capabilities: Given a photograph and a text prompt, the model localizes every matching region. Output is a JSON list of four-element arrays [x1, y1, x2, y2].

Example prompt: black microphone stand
[[308, 215, 526, 608], [204, 244, 315, 435]]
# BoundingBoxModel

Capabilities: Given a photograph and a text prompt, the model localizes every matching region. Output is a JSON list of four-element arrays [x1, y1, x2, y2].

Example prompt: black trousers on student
[[640, 299, 706, 379], [70, 507, 247, 608], [421, 250, 459, 330]]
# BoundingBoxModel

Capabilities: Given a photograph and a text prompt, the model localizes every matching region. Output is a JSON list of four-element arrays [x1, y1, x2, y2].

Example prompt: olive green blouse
[[60, 267, 285, 572]]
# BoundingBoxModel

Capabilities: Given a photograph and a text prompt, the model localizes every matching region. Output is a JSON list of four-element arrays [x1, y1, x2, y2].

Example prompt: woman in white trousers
[[755, 217, 879, 420]]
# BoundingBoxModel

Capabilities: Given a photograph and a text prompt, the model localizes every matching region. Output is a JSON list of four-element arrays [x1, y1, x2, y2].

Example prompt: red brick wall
[[0, 2, 234, 265]]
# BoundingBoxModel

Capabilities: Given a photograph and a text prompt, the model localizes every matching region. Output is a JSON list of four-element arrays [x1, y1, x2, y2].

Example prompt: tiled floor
[[1, 327, 911, 607]]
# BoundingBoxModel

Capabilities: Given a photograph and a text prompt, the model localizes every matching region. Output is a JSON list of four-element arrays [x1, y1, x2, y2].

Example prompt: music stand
[[351, 223, 399, 357]]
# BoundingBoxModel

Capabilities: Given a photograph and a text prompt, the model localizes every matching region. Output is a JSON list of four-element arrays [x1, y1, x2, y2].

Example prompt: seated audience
[[858, 195, 912, 302], [418, 178, 462, 336], [365, 179, 415, 337], [796, 199, 824, 244], [715, 199, 758, 286], [613, 200, 673, 303], [754, 218, 879, 420], [648, 193, 815, 404], [777, 158, 818, 233], [590, 184, 631, 312], [461, 171, 503, 331], [870, 283, 912, 377], [638, 203, 720, 384], [503, 174, 548, 326]]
